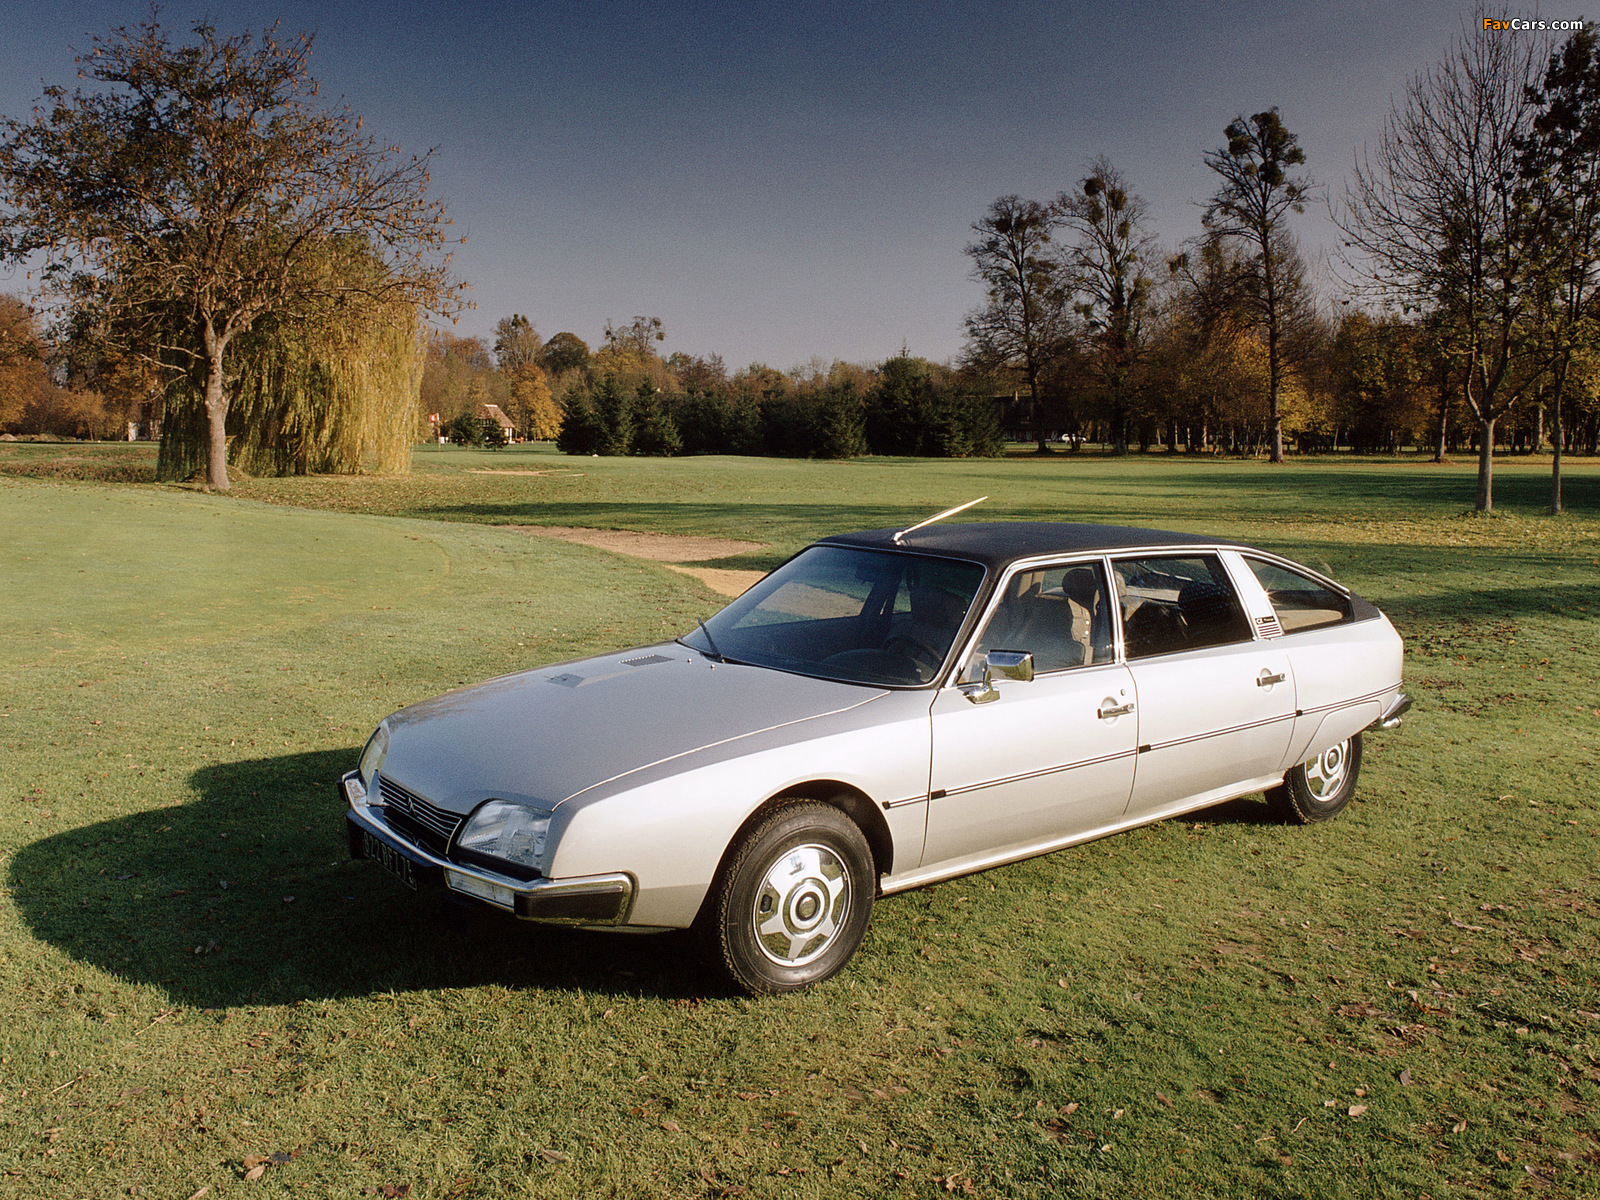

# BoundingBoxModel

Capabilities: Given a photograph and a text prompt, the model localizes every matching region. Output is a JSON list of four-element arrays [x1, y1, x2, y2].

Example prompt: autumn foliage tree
[[0, 15, 460, 488]]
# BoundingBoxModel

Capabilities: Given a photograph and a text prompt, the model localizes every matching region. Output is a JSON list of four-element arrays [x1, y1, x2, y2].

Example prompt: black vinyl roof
[[819, 522, 1247, 570]]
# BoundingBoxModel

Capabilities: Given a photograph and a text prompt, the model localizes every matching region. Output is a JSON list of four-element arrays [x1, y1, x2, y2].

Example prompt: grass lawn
[[1, 446, 1598, 1198]]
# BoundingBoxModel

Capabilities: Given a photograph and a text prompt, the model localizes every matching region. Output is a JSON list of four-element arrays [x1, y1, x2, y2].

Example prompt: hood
[[378, 644, 885, 813]]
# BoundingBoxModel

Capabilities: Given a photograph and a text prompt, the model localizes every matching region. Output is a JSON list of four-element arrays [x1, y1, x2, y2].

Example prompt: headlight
[[358, 724, 390, 790], [456, 800, 551, 870]]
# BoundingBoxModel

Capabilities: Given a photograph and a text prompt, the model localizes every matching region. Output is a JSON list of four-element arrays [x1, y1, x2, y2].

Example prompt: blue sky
[[2, 1, 1592, 368]]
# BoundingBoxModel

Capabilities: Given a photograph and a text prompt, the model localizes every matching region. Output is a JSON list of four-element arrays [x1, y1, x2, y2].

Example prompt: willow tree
[[151, 239, 424, 478], [0, 15, 459, 489]]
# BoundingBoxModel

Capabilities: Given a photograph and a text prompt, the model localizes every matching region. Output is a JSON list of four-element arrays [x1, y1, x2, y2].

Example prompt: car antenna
[[892, 496, 987, 544]]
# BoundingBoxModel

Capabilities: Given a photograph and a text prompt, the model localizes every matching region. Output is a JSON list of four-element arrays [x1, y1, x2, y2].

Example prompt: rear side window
[[1245, 558, 1352, 633], [1113, 555, 1253, 659]]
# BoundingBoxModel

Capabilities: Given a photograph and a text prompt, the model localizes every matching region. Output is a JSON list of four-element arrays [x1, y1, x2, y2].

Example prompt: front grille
[[377, 774, 464, 855]]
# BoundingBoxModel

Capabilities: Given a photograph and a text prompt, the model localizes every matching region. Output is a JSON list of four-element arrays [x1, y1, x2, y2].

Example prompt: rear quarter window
[[1246, 558, 1352, 633]]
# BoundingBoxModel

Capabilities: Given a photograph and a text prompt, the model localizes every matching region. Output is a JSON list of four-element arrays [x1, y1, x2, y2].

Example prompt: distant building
[[480, 403, 516, 441], [126, 398, 163, 442]]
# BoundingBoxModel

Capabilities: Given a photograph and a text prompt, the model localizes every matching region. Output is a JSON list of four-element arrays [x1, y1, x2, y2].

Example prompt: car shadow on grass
[[7, 750, 713, 1007]]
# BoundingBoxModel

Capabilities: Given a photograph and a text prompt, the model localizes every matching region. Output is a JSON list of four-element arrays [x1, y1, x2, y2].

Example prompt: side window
[[1245, 558, 1352, 633], [969, 562, 1114, 675], [1113, 555, 1253, 659]]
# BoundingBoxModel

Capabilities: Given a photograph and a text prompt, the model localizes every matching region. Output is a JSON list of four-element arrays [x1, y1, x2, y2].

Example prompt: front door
[[923, 560, 1139, 871]]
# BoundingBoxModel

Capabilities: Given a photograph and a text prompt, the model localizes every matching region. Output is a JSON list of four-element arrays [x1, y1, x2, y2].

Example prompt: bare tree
[[1519, 25, 1600, 514], [1340, 21, 1546, 511], [0, 16, 460, 489], [963, 195, 1072, 452], [1058, 157, 1155, 454], [1203, 108, 1315, 463]]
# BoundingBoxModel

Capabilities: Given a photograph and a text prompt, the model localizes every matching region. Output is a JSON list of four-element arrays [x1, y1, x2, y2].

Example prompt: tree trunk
[[202, 336, 231, 492], [1550, 359, 1566, 516], [1475, 417, 1494, 513], [1433, 382, 1449, 463], [1028, 371, 1047, 454]]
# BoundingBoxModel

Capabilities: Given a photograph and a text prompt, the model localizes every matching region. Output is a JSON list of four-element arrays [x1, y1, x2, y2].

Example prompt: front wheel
[[1269, 733, 1362, 824], [701, 800, 875, 995]]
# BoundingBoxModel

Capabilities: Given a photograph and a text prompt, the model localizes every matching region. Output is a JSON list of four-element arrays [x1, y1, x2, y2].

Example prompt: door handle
[[1257, 670, 1286, 687], [1098, 700, 1134, 719]]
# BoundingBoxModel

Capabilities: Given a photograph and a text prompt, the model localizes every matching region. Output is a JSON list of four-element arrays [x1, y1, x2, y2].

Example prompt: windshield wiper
[[693, 618, 726, 662]]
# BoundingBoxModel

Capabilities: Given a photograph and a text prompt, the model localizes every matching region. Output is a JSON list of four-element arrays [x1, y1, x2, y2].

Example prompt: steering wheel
[[882, 633, 941, 672]]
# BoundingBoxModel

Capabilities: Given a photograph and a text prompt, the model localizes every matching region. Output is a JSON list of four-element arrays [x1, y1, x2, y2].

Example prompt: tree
[[603, 315, 665, 357], [1341, 22, 1545, 510], [1203, 108, 1315, 463], [963, 195, 1071, 452], [507, 361, 561, 440], [0, 16, 459, 489], [493, 313, 542, 374], [1059, 158, 1155, 454], [1519, 25, 1600, 513], [539, 331, 590, 377]]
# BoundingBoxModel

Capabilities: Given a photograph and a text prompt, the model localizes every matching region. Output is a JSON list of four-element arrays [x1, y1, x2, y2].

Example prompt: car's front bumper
[[340, 772, 635, 925]]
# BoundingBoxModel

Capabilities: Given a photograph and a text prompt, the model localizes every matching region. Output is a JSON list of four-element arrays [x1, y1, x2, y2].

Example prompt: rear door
[[1113, 553, 1296, 819]]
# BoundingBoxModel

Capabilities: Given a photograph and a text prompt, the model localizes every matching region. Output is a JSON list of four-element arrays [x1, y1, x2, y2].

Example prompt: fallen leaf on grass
[[1399, 1069, 1412, 1086], [243, 1165, 265, 1181], [538, 1149, 568, 1163], [1338, 1002, 1385, 1018], [185, 1190, 209, 1200], [1348, 1104, 1368, 1117], [1060, 1102, 1079, 1115], [1155, 1091, 1173, 1107], [661, 1120, 681, 1132], [1453, 1119, 1469, 1133], [1498, 1150, 1511, 1163]]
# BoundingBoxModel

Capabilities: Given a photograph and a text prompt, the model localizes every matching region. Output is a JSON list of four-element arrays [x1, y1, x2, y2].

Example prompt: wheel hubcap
[[752, 843, 850, 967], [1305, 739, 1350, 802]]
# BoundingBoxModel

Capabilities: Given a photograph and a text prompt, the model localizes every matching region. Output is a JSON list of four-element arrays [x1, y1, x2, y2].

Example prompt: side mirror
[[959, 649, 1035, 704], [986, 649, 1034, 683]]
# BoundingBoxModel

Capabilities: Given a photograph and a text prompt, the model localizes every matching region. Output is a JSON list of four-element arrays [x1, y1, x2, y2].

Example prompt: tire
[[1269, 733, 1362, 824], [701, 800, 875, 996]]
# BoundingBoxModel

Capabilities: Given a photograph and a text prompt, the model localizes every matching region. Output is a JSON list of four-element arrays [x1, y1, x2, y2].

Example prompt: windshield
[[679, 544, 986, 686]]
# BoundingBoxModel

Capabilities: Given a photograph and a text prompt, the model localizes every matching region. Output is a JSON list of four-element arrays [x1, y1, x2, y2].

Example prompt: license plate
[[363, 829, 420, 889]]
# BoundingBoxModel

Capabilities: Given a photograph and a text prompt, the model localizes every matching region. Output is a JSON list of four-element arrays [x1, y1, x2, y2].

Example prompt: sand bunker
[[508, 525, 768, 597], [466, 469, 585, 477]]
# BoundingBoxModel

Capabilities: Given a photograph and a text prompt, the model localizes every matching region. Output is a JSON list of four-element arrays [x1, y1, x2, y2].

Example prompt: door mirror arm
[[958, 649, 1034, 705]]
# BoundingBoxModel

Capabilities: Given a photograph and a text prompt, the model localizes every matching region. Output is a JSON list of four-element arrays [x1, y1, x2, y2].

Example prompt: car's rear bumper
[[1375, 692, 1411, 730], [340, 772, 635, 925]]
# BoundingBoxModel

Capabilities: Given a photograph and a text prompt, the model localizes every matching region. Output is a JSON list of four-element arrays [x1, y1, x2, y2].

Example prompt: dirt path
[[506, 525, 767, 596]]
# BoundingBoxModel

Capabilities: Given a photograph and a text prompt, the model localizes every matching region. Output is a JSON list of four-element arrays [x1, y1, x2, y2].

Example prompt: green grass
[[1, 448, 1599, 1198]]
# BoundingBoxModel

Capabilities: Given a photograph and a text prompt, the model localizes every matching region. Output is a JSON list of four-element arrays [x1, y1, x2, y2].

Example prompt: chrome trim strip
[[1297, 684, 1401, 719], [882, 794, 930, 810], [881, 771, 1288, 895], [935, 747, 1140, 800], [344, 778, 636, 925], [1141, 711, 1297, 754]]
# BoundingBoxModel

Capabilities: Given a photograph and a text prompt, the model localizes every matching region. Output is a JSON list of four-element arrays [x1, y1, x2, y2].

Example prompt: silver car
[[341, 521, 1408, 994]]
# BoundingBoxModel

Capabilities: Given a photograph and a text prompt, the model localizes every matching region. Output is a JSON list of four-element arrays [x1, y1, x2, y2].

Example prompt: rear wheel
[[701, 800, 875, 995], [1269, 734, 1362, 824]]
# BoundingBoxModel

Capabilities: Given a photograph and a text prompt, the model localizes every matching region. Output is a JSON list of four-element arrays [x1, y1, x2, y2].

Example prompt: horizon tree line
[[2, 12, 1600, 509]]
